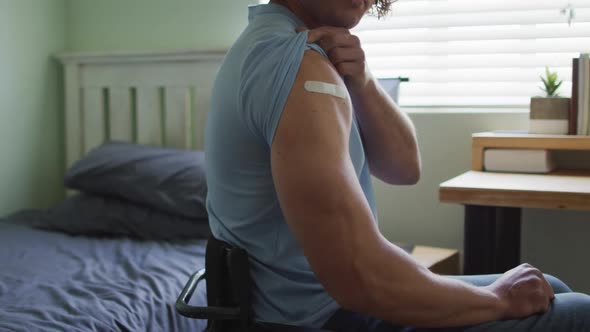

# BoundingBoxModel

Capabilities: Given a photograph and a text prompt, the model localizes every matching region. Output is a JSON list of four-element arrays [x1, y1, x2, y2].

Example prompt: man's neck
[[269, 0, 321, 29]]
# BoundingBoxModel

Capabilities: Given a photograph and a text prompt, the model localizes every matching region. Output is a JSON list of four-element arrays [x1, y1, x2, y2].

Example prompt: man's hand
[[486, 263, 555, 320], [297, 26, 370, 96], [297, 26, 421, 185]]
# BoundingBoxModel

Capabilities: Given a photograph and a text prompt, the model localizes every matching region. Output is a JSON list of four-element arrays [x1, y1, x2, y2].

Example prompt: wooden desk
[[441, 170, 590, 210], [440, 133, 590, 275]]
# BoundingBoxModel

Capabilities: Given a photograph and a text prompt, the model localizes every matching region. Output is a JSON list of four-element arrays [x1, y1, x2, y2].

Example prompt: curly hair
[[372, 0, 396, 18]]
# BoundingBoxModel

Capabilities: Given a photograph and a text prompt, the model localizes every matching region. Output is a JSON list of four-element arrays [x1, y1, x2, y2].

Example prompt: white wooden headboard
[[56, 49, 226, 169]]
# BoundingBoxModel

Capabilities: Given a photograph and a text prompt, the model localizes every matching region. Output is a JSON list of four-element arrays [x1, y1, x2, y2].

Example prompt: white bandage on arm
[[304, 81, 347, 99]]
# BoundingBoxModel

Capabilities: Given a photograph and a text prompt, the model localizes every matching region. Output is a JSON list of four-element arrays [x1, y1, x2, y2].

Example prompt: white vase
[[529, 97, 570, 135]]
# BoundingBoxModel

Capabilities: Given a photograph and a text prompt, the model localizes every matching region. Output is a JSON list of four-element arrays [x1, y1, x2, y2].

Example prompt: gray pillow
[[65, 142, 207, 219], [33, 193, 211, 241]]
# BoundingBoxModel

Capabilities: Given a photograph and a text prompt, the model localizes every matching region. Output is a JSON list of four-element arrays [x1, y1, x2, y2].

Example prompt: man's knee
[[555, 293, 590, 327], [544, 274, 573, 294], [565, 292, 590, 309]]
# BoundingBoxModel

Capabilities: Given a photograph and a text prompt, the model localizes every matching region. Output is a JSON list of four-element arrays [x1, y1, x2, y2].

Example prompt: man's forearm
[[382, 274, 506, 327], [353, 240, 506, 328], [350, 77, 421, 185]]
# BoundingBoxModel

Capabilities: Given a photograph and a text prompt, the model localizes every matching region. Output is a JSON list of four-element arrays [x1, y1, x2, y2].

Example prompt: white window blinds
[[353, 0, 590, 108]]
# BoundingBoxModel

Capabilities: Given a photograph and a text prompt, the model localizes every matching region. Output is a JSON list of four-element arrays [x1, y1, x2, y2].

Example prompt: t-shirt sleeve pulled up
[[239, 31, 328, 146]]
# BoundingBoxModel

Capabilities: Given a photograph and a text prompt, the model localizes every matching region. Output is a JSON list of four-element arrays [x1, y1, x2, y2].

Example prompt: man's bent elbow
[[327, 257, 384, 315], [333, 257, 410, 319], [319, 276, 373, 315], [377, 158, 421, 185], [398, 152, 422, 185], [399, 160, 421, 185]]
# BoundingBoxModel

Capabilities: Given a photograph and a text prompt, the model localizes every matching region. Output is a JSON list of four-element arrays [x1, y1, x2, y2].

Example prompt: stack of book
[[483, 148, 555, 174], [475, 131, 590, 175], [571, 54, 590, 135]]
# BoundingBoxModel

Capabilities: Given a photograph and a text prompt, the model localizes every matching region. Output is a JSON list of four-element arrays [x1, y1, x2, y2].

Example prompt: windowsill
[[401, 107, 529, 115]]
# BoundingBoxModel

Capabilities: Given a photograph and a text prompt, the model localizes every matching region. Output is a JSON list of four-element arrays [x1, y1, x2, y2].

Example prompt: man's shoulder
[[240, 32, 304, 69], [236, 30, 335, 99], [298, 49, 339, 80]]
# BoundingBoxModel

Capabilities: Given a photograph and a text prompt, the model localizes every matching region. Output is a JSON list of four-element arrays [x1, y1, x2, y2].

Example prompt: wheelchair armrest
[[176, 270, 334, 331], [175, 269, 240, 320], [176, 266, 335, 332]]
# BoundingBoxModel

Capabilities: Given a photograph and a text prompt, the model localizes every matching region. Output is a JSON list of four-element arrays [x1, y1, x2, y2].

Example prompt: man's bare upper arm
[[270, 50, 379, 306]]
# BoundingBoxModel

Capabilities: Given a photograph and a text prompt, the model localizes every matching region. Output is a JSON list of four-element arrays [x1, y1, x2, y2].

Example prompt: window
[[355, 0, 590, 108], [255, 0, 590, 108]]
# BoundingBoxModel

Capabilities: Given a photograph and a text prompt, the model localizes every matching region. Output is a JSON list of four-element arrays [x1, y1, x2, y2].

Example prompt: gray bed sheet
[[0, 212, 207, 332]]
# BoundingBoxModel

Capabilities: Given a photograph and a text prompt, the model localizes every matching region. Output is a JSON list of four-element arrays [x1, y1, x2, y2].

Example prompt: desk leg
[[463, 205, 521, 275]]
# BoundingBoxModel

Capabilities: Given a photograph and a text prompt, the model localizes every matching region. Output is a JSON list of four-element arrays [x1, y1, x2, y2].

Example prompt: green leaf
[[552, 80, 563, 95], [539, 67, 562, 96], [539, 86, 548, 96]]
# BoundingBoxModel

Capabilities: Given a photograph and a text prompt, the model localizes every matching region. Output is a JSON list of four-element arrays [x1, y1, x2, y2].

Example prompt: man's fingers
[[297, 26, 349, 44], [296, 26, 307, 34], [542, 275, 556, 300], [328, 47, 365, 65], [304, 27, 331, 44]]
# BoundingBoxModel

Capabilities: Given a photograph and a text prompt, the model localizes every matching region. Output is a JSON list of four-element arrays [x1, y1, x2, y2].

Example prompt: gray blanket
[[0, 213, 207, 332]]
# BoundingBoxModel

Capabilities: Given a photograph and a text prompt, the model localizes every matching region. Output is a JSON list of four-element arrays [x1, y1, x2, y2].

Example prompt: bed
[[0, 49, 226, 331]]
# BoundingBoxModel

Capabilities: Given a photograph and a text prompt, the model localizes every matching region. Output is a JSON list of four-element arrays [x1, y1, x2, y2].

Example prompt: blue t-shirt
[[205, 3, 378, 328]]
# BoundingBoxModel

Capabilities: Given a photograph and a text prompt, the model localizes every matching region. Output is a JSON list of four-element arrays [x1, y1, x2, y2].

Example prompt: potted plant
[[529, 67, 570, 135]]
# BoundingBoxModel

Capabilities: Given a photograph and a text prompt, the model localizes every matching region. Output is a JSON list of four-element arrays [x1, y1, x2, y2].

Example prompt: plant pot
[[529, 97, 570, 135]]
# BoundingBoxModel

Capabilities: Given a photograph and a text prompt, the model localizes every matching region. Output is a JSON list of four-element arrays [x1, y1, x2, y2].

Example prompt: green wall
[[65, 0, 250, 52], [0, 0, 66, 214], [0, 0, 251, 215]]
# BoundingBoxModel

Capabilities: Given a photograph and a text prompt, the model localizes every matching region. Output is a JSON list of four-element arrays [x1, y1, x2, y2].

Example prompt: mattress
[[0, 212, 207, 332]]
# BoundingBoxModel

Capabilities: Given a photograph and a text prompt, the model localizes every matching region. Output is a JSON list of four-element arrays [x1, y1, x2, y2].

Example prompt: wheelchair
[[176, 236, 333, 332]]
